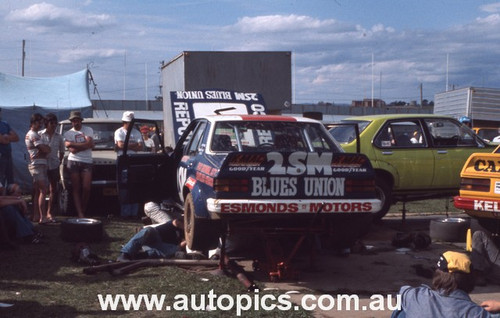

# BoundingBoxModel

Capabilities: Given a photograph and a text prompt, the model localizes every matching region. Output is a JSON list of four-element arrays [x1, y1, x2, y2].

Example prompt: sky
[[1, 0, 500, 105]]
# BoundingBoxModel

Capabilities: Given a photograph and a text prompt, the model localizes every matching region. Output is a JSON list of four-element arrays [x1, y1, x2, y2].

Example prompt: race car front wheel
[[184, 193, 220, 251]]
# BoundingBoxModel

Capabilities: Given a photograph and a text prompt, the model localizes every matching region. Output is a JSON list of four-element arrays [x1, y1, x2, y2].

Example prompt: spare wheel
[[61, 218, 103, 242]]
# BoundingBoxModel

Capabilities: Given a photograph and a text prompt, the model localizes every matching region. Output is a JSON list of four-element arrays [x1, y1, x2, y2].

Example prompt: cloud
[[58, 48, 125, 63], [479, 2, 500, 13], [233, 14, 344, 33], [6, 2, 115, 33]]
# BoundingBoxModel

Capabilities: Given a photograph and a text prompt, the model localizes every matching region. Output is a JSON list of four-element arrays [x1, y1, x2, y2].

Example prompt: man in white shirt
[[25, 113, 51, 223], [63, 111, 94, 218], [114, 111, 143, 218], [40, 113, 65, 221]]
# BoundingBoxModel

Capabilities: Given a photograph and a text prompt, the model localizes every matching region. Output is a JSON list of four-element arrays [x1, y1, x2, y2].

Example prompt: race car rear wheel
[[373, 178, 392, 221], [184, 193, 220, 251]]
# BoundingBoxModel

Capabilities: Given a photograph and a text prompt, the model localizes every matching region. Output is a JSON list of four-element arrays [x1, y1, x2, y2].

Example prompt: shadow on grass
[[0, 299, 130, 317]]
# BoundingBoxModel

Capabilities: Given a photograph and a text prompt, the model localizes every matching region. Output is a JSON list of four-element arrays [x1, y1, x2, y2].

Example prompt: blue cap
[[459, 116, 471, 123]]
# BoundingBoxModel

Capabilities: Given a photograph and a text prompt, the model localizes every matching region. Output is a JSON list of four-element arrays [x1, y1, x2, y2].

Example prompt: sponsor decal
[[474, 200, 500, 213], [251, 177, 298, 196], [473, 159, 500, 172], [185, 177, 196, 190], [170, 90, 267, 143], [196, 162, 218, 177], [267, 152, 367, 176], [250, 176, 345, 197], [228, 154, 267, 167], [219, 201, 373, 213], [304, 177, 345, 196]]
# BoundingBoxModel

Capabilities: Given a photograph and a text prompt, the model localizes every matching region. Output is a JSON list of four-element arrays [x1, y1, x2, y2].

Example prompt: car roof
[[200, 114, 320, 124], [342, 114, 457, 121], [59, 118, 123, 124]]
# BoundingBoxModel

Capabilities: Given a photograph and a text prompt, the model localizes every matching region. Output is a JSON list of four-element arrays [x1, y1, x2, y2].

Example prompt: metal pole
[[22, 40, 26, 77]]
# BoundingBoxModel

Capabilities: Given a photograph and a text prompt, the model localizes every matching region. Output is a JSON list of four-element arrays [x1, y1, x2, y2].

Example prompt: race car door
[[116, 118, 176, 204]]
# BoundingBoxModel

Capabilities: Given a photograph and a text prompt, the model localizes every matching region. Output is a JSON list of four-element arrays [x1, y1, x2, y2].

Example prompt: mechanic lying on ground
[[116, 218, 186, 262]]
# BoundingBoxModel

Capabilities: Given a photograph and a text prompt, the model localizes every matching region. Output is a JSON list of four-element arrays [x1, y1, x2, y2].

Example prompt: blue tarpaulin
[[0, 69, 92, 191]]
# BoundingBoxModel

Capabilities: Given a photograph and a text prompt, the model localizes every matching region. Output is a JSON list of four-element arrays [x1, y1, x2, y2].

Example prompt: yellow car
[[454, 145, 500, 235], [329, 114, 496, 220]]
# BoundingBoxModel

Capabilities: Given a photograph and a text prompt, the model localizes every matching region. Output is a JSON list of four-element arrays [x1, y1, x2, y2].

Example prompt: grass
[[0, 217, 311, 318], [0, 197, 462, 317], [387, 197, 462, 216]]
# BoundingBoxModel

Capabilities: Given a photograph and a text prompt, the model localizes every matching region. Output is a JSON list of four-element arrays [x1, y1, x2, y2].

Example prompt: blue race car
[[117, 115, 382, 251]]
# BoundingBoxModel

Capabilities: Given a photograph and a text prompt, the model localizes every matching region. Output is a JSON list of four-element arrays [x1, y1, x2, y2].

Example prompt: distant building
[[351, 98, 386, 108]]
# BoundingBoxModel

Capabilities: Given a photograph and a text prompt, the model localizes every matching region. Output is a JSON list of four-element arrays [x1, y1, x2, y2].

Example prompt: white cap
[[121, 111, 134, 122]]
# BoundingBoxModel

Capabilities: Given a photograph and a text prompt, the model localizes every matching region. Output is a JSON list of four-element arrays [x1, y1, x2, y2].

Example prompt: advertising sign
[[170, 90, 267, 143]]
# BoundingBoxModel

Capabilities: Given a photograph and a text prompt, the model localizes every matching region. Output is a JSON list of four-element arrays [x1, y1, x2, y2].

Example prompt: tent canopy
[[0, 69, 91, 108], [0, 69, 92, 192]]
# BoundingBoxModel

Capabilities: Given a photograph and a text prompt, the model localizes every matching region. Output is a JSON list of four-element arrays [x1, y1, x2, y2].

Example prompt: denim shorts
[[67, 160, 93, 174]]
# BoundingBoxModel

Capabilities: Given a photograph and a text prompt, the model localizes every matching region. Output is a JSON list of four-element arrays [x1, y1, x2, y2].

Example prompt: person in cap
[[459, 116, 472, 128], [140, 125, 155, 153], [0, 107, 20, 185], [114, 111, 143, 155], [63, 111, 94, 218], [114, 111, 143, 218], [40, 113, 65, 222], [393, 251, 493, 317], [25, 113, 51, 223]]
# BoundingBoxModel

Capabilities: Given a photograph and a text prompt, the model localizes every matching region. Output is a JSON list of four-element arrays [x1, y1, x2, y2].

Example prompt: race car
[[454, 145, 500, 235], [117, 115, 382, 251]]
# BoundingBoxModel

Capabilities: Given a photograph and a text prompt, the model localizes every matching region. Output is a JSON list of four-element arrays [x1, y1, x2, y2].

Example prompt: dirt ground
[[235, 214, 500, 318]]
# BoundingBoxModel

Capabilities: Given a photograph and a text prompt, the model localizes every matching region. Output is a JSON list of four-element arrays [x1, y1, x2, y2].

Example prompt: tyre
[[429, 218, 470, 242], [60, 218, 103, 242], [184, 193, 220, 251], [373, 178, 392, 221]]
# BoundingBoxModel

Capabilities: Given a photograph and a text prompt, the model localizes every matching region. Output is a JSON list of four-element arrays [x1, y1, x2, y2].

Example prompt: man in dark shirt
[[0, 108, 19, 185], [117, 219, 185, 261]]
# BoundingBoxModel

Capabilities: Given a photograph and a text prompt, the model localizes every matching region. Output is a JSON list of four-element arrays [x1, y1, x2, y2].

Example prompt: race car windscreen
[[211, 121, 342, 153]]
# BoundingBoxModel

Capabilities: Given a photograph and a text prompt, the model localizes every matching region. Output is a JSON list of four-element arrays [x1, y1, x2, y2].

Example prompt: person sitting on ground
[[393, 251, 492, 317], [0, 182, 42, 244], [471, 229, 500, 286], [116, 218, 185, 262]]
